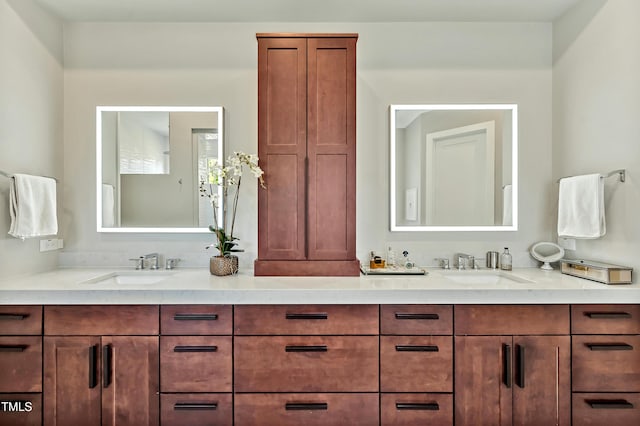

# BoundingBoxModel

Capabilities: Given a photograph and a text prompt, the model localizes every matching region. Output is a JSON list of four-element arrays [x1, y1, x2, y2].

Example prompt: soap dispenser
[[500, 247, 512, 271]]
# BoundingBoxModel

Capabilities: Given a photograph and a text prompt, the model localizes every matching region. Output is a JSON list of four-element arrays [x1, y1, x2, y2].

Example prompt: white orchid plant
[[199, 151, 265, 257]]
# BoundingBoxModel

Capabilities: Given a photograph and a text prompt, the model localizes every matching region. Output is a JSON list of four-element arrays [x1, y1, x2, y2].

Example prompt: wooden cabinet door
[[512, 336, 571, 426], [306, 37, 357, 260], [44, 336, 101, 426], [454, 336, 512, 426], [257, 37, 307, 261], [101, 336, 159, 426]]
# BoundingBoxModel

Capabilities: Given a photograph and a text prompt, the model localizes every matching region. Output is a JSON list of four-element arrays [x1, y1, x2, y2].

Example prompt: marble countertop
[[0, 266, 638, 305]]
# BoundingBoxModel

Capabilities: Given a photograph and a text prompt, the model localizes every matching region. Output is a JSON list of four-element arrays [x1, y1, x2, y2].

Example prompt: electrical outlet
[[40, 238, 60, 252], [558, 237, 576, 251]]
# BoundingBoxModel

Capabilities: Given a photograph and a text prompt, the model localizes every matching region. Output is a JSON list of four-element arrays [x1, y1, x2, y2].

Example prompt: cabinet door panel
[[0, 336, 42, 392], [381, 393, 453, 426], [573, 393, 640, 425], [101, 336, 158, 426], [381, 305, 453, 335], [572, 304, 640, 334], [512, 336, 571, 426], [161, 393, 232, 426], [0, 306, 42, 335], [160, 305, 232, 335], [454, 336, 512, 426], [44, 336, 101, 426]]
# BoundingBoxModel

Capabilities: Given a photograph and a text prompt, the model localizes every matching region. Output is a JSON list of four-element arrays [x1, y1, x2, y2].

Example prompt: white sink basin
[[439, 270, 533, 284], [82, 271, 175, 285]]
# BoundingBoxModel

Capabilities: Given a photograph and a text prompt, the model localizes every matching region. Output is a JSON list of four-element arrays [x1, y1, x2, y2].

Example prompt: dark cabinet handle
[[395, 313, 439, 320], [285, 313, 328, 320], [585, 312, 631, 319], [173, 313, 218, 321], [503, 344, 512, 388], [587, 343, 633, 351], [516, 344, 525, 388], [285, 402, 328, 411], [395, 345, 439, 352], [174, 402, 218, 411], [89, 345, 98, 389], [0, 313, 28, 320], [587, 399, 634, 409], [396, 402, 440, 411], [103, 344, 112, 388], [173, 346, 218, 352], [0, 345, 27, 352], [285, 345, 328, 352]]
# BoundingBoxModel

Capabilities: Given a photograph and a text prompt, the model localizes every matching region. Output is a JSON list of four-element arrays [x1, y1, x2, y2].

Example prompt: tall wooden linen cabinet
[[254, 33, 360, 276]]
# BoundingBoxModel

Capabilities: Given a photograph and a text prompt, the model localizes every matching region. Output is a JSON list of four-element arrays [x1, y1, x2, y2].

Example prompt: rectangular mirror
[[390, 104, 518, 231], [97, 106, 224, 233]]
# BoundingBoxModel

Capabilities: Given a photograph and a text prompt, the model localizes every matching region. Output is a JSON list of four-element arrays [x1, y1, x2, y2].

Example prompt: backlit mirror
[[97, 106, 223, 233], [390, 104, 518, 231]]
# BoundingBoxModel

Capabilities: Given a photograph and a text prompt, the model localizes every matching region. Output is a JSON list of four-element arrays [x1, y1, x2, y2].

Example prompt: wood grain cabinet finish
[[0, 306, 42, 335], [161, 393, 232, 426], [0, 393, 42, 426], [571, 304, 640, 334], [44, 305, 158, 335], [234, 393, 378, 426], [160, 305, 232, 335], [381, 393, 453, 426], [572, 392, 640, 425], [454, 305, 571, 426], [380, 305, 452, 335], [160, 336, 232, 392], [0, 337, 41, 392], [234, 304, 378, 335], [254, 33, 359, 276]]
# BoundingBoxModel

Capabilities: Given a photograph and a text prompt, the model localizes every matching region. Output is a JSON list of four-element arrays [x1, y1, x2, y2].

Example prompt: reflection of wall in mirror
[[101, 111, 120, 226]]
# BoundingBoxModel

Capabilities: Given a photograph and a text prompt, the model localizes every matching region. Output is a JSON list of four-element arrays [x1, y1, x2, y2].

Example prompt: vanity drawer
[[572, 393, 640, 426], [381, 393, 453, 426], [0, 393, 42, 426], [234, 336, 378, 392], [572, 305, 640, 334], [572, 335, 640, 391], [161, 393, 232, 426], [380, 336, 453, 392], [234, 393, 379, 426], [44, 305, 159, 335], [234, 305, 378, 335], [381, 305, 452, 335], [160, 336, 232, 392], [161, 305, 232, 335], [0, 306, 42, 335], [0, 337, 42, 392], [455, 305, 570, 335]]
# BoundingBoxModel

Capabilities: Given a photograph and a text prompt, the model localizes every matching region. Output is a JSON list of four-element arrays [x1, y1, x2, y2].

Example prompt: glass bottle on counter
[[500, 247, 512, 271]]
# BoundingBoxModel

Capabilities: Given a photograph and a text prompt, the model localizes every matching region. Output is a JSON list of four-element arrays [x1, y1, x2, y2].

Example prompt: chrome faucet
[[165, 258, 181, 270], [434, 258, 450, 269], [454, 253, 475, 270], [144, 253, 160, 270]]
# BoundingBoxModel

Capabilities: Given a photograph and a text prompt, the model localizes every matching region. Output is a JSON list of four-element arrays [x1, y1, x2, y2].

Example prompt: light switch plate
[[40, 238, 61, 252]]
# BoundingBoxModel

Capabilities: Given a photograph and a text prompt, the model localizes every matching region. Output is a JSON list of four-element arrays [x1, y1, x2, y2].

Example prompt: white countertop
[[0, 267, 638, 305]]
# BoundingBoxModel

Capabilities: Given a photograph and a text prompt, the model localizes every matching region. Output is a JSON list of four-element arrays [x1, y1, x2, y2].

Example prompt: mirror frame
[[390, 104, 518, 232], [96, 106, 224, 233]]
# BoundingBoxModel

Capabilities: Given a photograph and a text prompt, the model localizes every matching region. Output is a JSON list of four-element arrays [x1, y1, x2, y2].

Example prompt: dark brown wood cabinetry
[[254, 33, 359, 276], [454, 305, 571, 426]]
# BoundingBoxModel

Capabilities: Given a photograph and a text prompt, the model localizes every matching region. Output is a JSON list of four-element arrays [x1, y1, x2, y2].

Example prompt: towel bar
[[0, 170, 58, 182], [557, 169, 625, 183]]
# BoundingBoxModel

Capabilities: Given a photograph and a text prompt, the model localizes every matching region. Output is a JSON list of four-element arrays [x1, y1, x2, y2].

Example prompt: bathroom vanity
[[1, 268, 639, 425]]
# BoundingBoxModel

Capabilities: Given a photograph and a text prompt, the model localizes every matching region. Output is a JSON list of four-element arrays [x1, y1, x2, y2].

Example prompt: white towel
[[557, 174, 605, 239], [502, 184, 512, 226], [8, 174, 58, 239], [102, 184, 115, 227]]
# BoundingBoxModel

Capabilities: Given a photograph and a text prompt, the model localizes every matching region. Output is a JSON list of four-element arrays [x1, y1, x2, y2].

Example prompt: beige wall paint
[[553, 0, 640, 278], [0, 0, 63, 278]]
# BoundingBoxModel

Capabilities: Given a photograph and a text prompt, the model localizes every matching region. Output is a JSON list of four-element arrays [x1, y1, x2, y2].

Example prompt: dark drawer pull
[[173, 313, 218, 321], [0, 345, 27, 352], [587, 399, 634, 409], [395, 313, 439, 320], [285, 402, 328, 411], [173, 346, 218, 352], [285, 313, 328, 320], [89, 345, 98, 389], [516, 344, 525, 388], [586, 312, 631, 319], [285, 345, 328, 352], [587, 343, 633, 351], [103, 344, 112, 388], [395, 345, 439, 352], [503, 343, 512, 388], [0, 313, 28, 320], [174, 402, 218, 411], [396, 402, 440, 411]]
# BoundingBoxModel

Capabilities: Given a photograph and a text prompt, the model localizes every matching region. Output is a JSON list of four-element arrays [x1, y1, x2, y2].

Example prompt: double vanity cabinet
[[1, 303, 639, 425]]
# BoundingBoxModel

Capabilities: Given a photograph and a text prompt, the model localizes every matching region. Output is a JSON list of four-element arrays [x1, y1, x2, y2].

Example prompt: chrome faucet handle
[[129, 257, 144, 270], [434, 258, 450, 269], [473, 258, 484, 270], [165, 258, 181, 270]]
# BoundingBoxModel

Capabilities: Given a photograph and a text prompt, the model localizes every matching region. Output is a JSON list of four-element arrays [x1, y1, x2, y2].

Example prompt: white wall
[[553, 0, 640, 278], [0, 0, 63, 278], [60, 21, 553, 268]]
